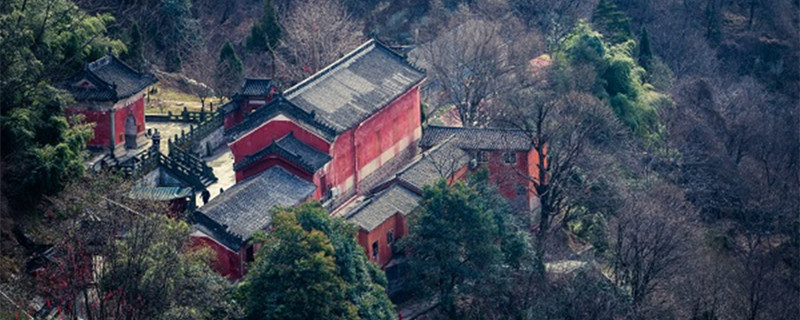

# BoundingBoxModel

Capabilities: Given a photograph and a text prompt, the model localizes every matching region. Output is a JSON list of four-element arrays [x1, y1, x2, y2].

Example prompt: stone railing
[[117, 145, 217, 191], [166, 140, 218, 189], [146, 104, 218, 123], [170, 109, 224, 152]]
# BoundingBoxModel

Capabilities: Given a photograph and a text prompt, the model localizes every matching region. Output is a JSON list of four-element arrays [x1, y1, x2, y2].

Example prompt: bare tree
[[275, 0, 364, 85], [610, 180, 694, 318], [666, 74, 800, 320], [415, 11, 541, 127], [498, 66, 626, 263]]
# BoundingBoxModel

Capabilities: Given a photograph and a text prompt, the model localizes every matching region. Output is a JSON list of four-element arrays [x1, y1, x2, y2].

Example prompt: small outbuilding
[[63, 55, 157, 158]]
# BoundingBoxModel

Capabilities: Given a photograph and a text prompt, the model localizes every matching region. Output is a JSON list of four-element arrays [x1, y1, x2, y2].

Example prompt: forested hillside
[[2, 0, 798, 319]]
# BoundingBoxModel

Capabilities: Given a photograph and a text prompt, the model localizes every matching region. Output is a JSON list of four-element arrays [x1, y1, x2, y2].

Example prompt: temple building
[[192, 40, 426, 279], [189, 39, 544, 279], [62, 55, 157, 158], [342, 126, 542, 267]]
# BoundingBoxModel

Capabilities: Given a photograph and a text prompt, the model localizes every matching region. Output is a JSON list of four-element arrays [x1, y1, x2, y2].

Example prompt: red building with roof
[[221, 78, 278, 129], [191, 39, 544, 279], [62, 55, 157, 158], [191, 39, 426, 279], [343, 126, 542, 267]]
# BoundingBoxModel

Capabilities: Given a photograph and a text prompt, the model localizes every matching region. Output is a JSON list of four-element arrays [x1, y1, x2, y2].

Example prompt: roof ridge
[[226, 95, 338, 141], [373, 39, 427, 75], [395, 134, 458, 177], [284, 39, 377, 97], [426, 124, 527, 133]]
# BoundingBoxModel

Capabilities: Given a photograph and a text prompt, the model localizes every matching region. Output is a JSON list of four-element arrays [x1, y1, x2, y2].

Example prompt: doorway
[[125, 115, 137, 149]]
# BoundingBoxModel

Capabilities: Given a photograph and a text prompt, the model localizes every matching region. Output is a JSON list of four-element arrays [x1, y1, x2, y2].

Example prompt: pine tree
[[123, 23, 145, 70], [215, 42, 244, 98], [592, 0, 632, 43], [247, 0, 282, 52], [638, 26, 652, 70]]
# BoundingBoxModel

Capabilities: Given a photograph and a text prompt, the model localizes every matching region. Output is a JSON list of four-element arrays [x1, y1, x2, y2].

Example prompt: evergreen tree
[[240, 203, 395, 320], [592, 0, 631, 43], [123, 23, 145, 70], [246, 0, 282, 52], [215, 42, 244, 98], [638, 26, 652, 70], [155, 0, 201, 71], [401, 179, 532, 317], [34, 175, 242, 319], [0, 0, 124, 211]]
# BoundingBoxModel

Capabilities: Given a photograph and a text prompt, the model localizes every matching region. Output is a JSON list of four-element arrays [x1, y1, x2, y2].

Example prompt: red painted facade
[[229, 86, 423, 200], [356, 213, 407, 268], [190, 234, 253, 280], [113, 96, 146, 145], [67, 93, 146, 149], [231, 118, 330, 169], [356, 147, 543, 268], [198, 83, 423, 279], [223, 88, 277, 129], [69, 109, 111, 147]]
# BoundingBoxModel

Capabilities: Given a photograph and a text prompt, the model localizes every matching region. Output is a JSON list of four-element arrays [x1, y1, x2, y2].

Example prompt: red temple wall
[[230, 117, 330, 165], [358, 213, 407, 268], [112, 94, 145, 145], [68, 108, 111, 147], [191, 235, 243, 280]]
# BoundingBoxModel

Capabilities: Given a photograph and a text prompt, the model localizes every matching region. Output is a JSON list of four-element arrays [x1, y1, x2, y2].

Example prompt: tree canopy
[[556, 21, 669, 144], [246, 0, 282, 52], [0, 0, 125, 211], [239, 202, 395, 320], [401, 177, 533, 317], [215, 42, 244, 98]]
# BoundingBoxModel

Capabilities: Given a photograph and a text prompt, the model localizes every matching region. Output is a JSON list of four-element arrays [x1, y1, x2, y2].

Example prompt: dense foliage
[[215, 42, 244, 98], [0, 0, 124, 211], [31, 175, 241, 320], [402, 177, 534, 317], [246, 0, 282, 52], [240, 202, 395, 320], [556, 22, 669, 144]]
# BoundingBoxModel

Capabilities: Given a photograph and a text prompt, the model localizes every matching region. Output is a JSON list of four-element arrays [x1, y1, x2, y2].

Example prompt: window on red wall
[[504, 151, 517, 165], [245, 245, 255, 262], [387, 230, 394, 246], [372, 241, 379, 260], [477, 151, 489, 163]]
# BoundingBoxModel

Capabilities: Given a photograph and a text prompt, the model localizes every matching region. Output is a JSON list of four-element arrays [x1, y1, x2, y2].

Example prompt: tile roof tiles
[[64, 55, 157, 102], [397, 137, 471, 192], [284, 39, 426, 133], [345, 184, 421, 231], [240, 78, 274, 96], [193, 166, 316, 251], [233, 132, 331, 173], [420, 125, 532, 151]]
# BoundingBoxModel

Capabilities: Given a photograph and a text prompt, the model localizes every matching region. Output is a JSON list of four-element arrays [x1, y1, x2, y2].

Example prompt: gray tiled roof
[[127, 186, 192, 201], [226, 95, 338, 141], [397, 138, 471, 192], [240, 78, 274, 96], [420, 125, 532, 151], [233, 132, 331, 173], [193, 166, 316, 251], [64, 55, 157, 102], [345, 184, 421, 231], [284, 39, 426, 133], [274, 132, 331, 171]]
